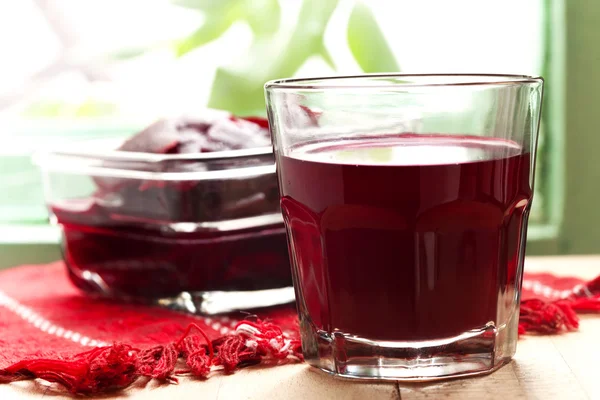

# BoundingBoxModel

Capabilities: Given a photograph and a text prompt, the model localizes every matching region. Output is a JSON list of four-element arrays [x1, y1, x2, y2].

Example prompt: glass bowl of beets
[[36, 110, 292, 301]]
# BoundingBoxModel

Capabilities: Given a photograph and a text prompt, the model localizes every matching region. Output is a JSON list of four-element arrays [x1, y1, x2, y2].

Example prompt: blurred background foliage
[[8, 0, 544, 123], [115, 0, 400, 116]]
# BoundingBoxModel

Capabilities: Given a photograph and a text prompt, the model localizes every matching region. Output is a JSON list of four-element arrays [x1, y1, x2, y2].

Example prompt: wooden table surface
[[1, 255, 599, 400]]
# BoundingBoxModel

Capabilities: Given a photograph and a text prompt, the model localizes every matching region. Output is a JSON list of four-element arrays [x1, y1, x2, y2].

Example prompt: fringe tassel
[[0, 320, 300, 395], [519, 299, 579, 334]]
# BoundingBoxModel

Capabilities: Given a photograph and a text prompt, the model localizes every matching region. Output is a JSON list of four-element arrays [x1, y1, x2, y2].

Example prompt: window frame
[[527, 0, 565, 254]]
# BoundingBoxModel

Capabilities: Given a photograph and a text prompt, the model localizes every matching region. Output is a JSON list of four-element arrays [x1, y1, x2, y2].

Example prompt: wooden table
[[1, 256, 598, 400]]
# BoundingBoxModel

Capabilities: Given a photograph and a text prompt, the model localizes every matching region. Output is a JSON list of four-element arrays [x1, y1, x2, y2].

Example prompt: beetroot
[[118, 115, 271, 155], [51, 112, 291, 298], [91, 114, 278, 221]]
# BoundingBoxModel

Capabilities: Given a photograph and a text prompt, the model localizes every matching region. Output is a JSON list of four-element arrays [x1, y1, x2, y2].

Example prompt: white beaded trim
[[0, 289, 108, 347], [204, 317, 238, 335], [0, 288, 245, 349], [522, 280, 572, 300]]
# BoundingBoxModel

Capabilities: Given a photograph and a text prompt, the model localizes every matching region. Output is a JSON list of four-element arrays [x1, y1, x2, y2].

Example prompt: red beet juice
[[55, 219, 290, 298], [52, 199, 291, 298], [278, 134, 532, 341]]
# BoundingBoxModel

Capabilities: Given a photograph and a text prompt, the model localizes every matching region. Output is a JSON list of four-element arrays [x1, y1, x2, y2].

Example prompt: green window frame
[[527, 0, 566, 254]]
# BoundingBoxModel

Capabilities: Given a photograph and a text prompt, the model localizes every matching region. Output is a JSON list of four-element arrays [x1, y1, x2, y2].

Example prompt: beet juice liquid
[[278, 134, 532, 342]]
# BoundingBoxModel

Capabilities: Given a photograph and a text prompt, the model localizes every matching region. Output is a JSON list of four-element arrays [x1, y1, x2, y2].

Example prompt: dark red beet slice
[[50, 111, 318, 297], [91, 112, 277, 221], [298, 105, 321, 126], [240, 116, 269, 129], [118, 114, 271, 155], [119, 119, 181, 154]]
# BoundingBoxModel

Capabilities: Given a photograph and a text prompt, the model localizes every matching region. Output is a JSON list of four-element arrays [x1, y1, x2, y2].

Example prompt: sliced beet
[[51, 111, 293, 297], [89, 112, 277, 222], [118, 114, 271, 155], [118, 119, 181, 154], [240, 116, 269, 129]]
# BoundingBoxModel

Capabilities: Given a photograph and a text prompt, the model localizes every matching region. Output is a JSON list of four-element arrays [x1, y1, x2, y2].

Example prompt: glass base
[[300, 320, 516, 381]]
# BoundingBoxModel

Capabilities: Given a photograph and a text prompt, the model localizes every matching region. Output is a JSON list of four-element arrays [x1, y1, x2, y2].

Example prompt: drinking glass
[[265, 74, 543, 380]]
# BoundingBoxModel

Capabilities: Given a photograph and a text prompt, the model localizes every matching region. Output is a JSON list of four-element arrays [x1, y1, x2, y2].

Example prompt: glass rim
[[265, 73, 543, 90], [33, 137, 274, 163], [32, 137, 276, 182]]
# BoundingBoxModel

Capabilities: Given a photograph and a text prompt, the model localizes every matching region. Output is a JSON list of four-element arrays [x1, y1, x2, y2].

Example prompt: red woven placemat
[[0, 262, 598, 395]]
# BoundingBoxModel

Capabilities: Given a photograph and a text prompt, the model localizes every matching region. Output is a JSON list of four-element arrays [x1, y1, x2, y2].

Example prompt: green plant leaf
[[243, 0, 280, 35], [172, 0, 233, 12], [207, 0, 339, 115], [108, 46, 155, 61], [21, 101, 71, 117], [75, 100, 118, 117], [279, 0, 338, 77], [207, 68, 266, 116], [173, 0, 279, 36], [320, 45, 336, 69], [175, 17, 236, 56], [347, 2, 399, 73]]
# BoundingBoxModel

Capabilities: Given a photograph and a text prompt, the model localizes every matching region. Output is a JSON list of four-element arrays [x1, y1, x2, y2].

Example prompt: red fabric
[[0, 262, 301, 394], [519, 272, 600, 334], [0, 262, 598, 394]]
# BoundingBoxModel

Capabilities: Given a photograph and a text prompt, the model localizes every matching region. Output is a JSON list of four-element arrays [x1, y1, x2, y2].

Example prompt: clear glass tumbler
[[265, 74, 543, 380]]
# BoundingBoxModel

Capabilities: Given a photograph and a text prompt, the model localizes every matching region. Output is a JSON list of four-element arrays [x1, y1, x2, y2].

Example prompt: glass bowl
[[35, 137, 292, 305]]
